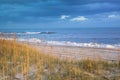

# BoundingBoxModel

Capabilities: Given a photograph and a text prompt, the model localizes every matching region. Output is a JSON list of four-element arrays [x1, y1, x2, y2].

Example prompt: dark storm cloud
[[61, 0, 120, 5], [0, 0, 120, 24], [0, 0, 60, 4], [1, 0, 120, 4]]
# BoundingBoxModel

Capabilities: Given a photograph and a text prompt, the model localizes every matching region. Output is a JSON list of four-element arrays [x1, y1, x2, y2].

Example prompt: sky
[[0, 0, 120, 29]]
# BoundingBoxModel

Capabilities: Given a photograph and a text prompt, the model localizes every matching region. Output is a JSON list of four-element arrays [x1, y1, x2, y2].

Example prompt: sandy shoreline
[[30, 44, 120, 61]]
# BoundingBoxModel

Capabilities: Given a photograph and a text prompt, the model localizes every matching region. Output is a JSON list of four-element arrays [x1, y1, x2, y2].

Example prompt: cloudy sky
[[0, 0, 120, 29]]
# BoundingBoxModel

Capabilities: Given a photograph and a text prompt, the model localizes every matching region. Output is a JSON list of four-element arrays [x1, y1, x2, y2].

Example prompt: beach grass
[[0, 39, 120, 80]]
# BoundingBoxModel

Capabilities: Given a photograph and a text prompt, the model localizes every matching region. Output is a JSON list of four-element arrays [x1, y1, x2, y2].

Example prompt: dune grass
[[0, 39, 120, 80]]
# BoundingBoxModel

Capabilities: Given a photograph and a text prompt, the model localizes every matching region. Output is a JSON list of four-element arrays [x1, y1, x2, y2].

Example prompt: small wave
[[25, 32, 41, 34], [0, 32, 55, 35], [24, 31, 55, 34], [40, 32, 55, 34], [25, 32, 55, 34]]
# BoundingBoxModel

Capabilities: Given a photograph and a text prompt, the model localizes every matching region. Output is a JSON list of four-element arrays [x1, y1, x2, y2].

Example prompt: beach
[[33, 44, 120, 61]]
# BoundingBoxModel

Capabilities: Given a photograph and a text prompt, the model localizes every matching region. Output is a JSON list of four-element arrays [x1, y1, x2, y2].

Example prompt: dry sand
[[32, 44, 120, 61]]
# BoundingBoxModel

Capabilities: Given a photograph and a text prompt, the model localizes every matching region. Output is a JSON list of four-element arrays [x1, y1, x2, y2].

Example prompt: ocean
[[0, 27, 120, 48]]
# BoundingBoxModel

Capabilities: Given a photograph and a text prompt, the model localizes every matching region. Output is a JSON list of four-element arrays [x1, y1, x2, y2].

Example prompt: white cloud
[[108, 14, 117, 18], [60, 15, 69, 20], [70, 16, 88, 21]]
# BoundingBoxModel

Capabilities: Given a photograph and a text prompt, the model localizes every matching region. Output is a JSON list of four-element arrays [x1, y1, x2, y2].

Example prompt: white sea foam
[[46, 41, 120, 49], [0, 37, 120, 49], [25, 32, 41, 34]]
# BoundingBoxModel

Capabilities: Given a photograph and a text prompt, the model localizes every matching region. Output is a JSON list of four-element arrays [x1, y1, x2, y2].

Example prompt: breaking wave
[[1, 37, 120, 49], [0, 31, 55, 35]]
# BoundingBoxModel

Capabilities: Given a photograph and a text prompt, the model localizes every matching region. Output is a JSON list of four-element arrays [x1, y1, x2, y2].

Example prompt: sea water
[[0, 27, 120, 49]]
